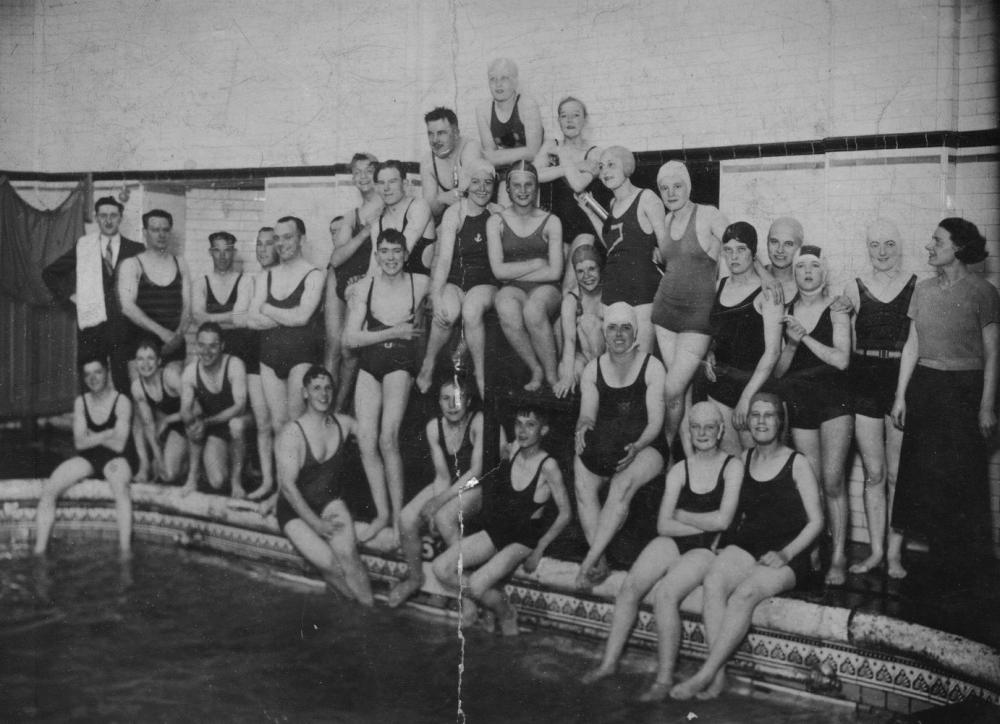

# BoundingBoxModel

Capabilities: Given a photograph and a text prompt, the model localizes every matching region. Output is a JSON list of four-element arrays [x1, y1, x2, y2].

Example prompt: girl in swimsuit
[[553, 244, 604, 398], [343, 229, 429, 545], [35, 356, 134, 558], [487, 161, 564, 391]]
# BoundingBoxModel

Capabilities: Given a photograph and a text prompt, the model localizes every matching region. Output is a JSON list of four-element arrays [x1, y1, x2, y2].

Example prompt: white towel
[[75, 233, 108, 329]]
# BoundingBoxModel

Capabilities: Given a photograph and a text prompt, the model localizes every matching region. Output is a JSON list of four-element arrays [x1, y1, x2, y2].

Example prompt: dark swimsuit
[[378, 201, 434, 277], [195, 357, 234, 441], [140, 372, 184, 443], [334, 208, 372, 303], [500, 212, 552, 292], [205, 273, 259, 375], [601, 190, 662, 307], [850, 275, 915, 418], [357, 274, 418, 382], [778, 299, 851, 429], [674, 455, 734, 554], [133, 257, 186, 363], [652, 205, 717, 334], [277, 418, 348, 530], [547, 143, 610, 243], [258, 269, 323, 380], [705, 280, 766, 408], [579, 354, 669, 476], [439, 415, 475, 480], [446, 210, 497, 291], [723, 449, 813, 585], [480, 449, 556, 551], [78, 394, 128, 474]]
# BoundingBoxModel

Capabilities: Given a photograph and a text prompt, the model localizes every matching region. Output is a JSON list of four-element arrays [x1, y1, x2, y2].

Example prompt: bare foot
[[696, 670, 726, 700], [460, 597, 479, 627], [587, 558, 611, 586], [179, 481, 197, 497], [497, 600, 519, 636], [849, 551, 884, 575], [670, 674, 709, 701], [133, 468, 150, 483], [387, 576, 424, 608], [230, 485, 247, 500], [637, 679, 672, 703], [415, 366, 433, 395], [246, 482, 273, 501], [257, 494, 277, 518], [825, 557, 847, 587], [580, 665, 615, 685], [523, 372, 544, 393], [574, 567, 594, 591], [887, 559, 908, 579]]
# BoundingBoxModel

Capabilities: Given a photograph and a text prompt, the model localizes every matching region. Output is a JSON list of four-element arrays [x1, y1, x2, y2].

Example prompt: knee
[[432, 556, 456, 586], [461, 303, 484, 327], [729, 582, 764, 609], [608, 475, 639, 506], [229, 416, 246, 439], [206, 468, 226, 489], [378, 428, 399, 453], [494, 297, 519, 323], [466, 577, 489, 601], [522, 302, 547, 328], [616, 574, 644, 603], [701, 569, 727, 599], [823, 473, 846, 497], [400, 505, 422, 531]]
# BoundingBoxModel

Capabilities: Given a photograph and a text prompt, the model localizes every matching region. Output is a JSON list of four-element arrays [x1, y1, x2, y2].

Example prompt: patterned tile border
[[2, 479, 998, 715]]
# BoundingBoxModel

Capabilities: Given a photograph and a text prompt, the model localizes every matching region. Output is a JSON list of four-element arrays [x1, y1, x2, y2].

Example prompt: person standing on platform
[[42, 195, 145, 394]]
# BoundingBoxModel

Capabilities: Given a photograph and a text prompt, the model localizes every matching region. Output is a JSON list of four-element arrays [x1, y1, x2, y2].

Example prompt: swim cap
[[465, 158, 496, 179], [601, 146, 635, 177], [794, 244, 823, 263], [603, 301, 638, 332], [656, 160, 691, 189], [571, 244, 602, 268]]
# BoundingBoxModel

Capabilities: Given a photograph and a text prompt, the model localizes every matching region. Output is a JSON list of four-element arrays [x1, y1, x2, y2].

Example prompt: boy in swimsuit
[[375, 160, 436, 277], [387, 377, 485, 608], [431, 405, 571, 635], [419, 106, 484, 221], [486, 161, 564, 391], [343, 229, 430, 544], [416, 158, 500, 399], [34, 355, 134, 558], [179, 322, 248, 497], [573, 302, 668, 589], [275, 365, 374, 606], [131, 338, 187, 484], [553, 244, 604, 398]]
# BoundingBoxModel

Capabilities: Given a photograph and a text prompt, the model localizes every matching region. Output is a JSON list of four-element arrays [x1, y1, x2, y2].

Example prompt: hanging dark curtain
[[0, 180, 86, 418]]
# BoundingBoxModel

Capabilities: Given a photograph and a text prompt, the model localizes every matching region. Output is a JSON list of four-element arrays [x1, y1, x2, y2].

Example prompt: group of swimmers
[[33, 55, 998, 703]]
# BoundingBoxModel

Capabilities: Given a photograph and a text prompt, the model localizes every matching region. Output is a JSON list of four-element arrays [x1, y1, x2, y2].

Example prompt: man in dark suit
[[42, 196, 146, 394]]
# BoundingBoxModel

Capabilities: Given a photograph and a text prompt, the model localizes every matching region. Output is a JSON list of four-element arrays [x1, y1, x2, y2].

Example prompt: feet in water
[[460, 597, 479, 627], [637, 679, 672, 703], [580, 665, 616, 685], [825, 556, 847, 587], [669, 669, 725, 701], [179, 480, 197, 497], [496, 599, 519, 636], [848, 551, 884, 575], [387, 576, 424, 608]]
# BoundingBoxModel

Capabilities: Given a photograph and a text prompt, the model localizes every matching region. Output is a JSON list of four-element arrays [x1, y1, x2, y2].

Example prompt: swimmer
[[597, 146, 666, 354], [247, 216, 324, 434], [573, 302, 668, 589], [652, 161, 730, 454], [232, 228, 280, 506], [374, 160, 436, 277], [533, 96, 611, 289], [416, 159, 500, 399], [773, 245, 853, 586], [432, 406, 570, 635], [131, 338, 187, 484], [475, 57, 544, 204], [581, 402, 743, 698], [343, 228, 430, 544], [387, 377, 485, 608], [419, 106, 485, 221], [844, 219, 914, 578], [326, 153, 383, 413], [179, 322, 249, 498], [322, 215, 346, 374], [553, 244, 605, 398], [669, 392, 823, 701], [34, 355, 134, 558], [704, 222, 784, 454], [275, 365, 374, 606], [766, 217, 805, 302], [487, 161, 564, 391]]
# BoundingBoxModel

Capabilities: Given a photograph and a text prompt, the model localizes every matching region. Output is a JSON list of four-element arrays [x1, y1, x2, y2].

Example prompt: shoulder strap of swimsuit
[[409, 272, 416, 313], [638, 353, 652, 379], [139, 374, 156, 406], [401, 199, 415, 231], [584, 145, 598, 160], [530, 453, 552, 486], [266, 269, 273, 293], [366, 276, 376, 308], [136, 256, 147, 275], [293, 420, 316, 461], [717, 454, 735, 484]]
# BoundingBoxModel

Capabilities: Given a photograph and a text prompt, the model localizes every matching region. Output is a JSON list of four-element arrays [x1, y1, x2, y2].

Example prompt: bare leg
[[182, 428, 206, 495], [161, 429, 188, 483], [467, 543, 531, 636], [246, 373, 274, 499], [632, 304, 655, 355], [576, 449, 664, 588], [227, 416, 248, 497], [819, 414, 853, 586], [323, 272, 345, 377], [104, 457, 134, 556], [462, 285, 497, 400], [260, 364, 290, 436], [131, 414, 150, 482], [34, 457, 93, 555], [388, 484, 437, 607], [202, 435, 230, 492], [433, 487, 483, 545], [417, 286, 461, 394], [639, 549, 716, 700], [572, 458, 606, 578], [582, 537, 680, 683], [431, 531, 498, 621], [336, 349, 359, 414], [354, 371, 390, 541], [379, 370, 413, 543], [656, 328, 711, 450], [884, 417, 907, 579], [851, 414, 887, 573], [495, 287, 543, 391], [523, 285, 562, 388]]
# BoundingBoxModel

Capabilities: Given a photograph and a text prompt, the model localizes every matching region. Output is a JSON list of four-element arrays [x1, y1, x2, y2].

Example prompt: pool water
[[1, 537, 891, 723]]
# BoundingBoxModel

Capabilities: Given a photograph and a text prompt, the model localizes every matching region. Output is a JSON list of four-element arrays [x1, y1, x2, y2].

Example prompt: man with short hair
[[766, 217, 805, 302], [374, 160, 436, 276], [180, 322, 248, 497], [419, 106, 483, 221], [118, 209, 191, 371], [42, 195, 145, 394], [274, 365, 374, 605]]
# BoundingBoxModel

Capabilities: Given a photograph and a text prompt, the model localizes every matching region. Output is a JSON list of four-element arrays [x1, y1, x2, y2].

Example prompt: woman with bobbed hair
[[891, 217, 998, 581]]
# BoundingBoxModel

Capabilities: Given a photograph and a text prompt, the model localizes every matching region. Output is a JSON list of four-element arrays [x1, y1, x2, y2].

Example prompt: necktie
[[103, 238, 114, 272]]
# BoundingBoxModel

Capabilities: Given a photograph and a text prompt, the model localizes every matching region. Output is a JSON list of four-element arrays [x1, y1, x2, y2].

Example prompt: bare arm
[[340, 281, 418, 349], [556, 294, 580, 382], [202, 357, 247, 426], [485, 214, 544, 281], [132, 379, 164, 466], [633, 359, 667, 450], [245, 272, 277, 330], [657, 464, 705, 537], [523, 458, 571, 571], [429, 204, 461, 298], [480, 96, 544, 167], [791, 307, 851, 370], [400, 198, 433, 256], [733, 291, 784, 429], [574, 360, 599, 453], [275, 425, 328, 533], [773, 454, 825, 565], [329, 212, 372, 269], [261, 269, 324, 327], [890, 321, 919, 430], [118, 258, 173, 342], [533, 139, 561, 183], [979, 322, 998, 438], [177, 259, 192, 336], [179, 363, 199, 425], [674, 456, 745, 532], [73, 396, 112, 450], [639, 190, 669, 261]]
